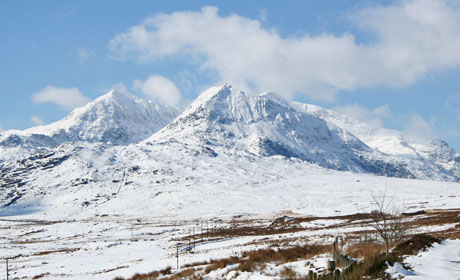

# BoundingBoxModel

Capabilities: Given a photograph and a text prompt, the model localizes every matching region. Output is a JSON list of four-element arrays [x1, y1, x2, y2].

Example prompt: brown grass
[[180, 224, 305, 242], [346, 242, 386, 259], [204, 260, 228, 274], [122, 244, 329, 279], [279, 266, 297, 279], [32, 273, 50, 279], [392, 234, 443, 256], [236, 244, 330, 273], [166, 268, 196, 279], [126, 271, 159, 280], [33, 248, 79, 256], [203, 256, 241, 274]]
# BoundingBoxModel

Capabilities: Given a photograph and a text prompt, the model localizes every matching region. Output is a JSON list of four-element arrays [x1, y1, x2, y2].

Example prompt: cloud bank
[[333, 104, 391, 128], [108, 0, 460, 101], [30, 116, 45, 126], [32, 86, 91, 110], [133, 75, 182, 106]]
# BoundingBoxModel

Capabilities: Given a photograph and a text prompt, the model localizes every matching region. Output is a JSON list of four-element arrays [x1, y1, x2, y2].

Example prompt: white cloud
[[32, 86, 91, 110], [30, 116, 45, 126], [0, 123, 3, 132], [77, 47, 94, 62], [108, 1, 460, 101], [259, 8, 268, 24], [333, 104, 391, 128], [108, 83, 132, 95], [132, 75, 182, 106], [404, 113, 435, 137]]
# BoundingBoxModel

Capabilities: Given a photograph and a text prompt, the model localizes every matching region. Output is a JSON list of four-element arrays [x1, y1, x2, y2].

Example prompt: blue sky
[[1, 0, 460, 151]]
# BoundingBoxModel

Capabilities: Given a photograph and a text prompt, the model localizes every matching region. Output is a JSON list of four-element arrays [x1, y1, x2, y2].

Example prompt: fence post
[[176, 244, 179, 270], [6, 258, 8, 280]]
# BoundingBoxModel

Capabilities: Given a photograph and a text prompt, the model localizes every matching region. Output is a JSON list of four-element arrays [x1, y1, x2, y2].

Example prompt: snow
[[387, 240, 460, 280], [0, 84, 460, 279], [386, 262, 417, 278]]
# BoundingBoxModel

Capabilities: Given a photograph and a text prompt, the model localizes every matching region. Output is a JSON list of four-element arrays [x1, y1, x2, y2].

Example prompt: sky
[[1, 0, 460, 151]]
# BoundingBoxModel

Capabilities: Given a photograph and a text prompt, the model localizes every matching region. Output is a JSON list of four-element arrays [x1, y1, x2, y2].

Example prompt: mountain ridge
[[1, 84, 459, 181], [0, 90, 179, 163]]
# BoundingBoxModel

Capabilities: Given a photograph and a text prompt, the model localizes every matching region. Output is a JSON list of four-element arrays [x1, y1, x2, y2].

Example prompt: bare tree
[[369, 186, 406, 255]]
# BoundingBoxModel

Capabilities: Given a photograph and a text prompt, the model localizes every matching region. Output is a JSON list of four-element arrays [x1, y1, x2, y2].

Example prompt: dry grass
[[392, 234, 443, 256], [121, 271, 159, 280], [32, 273, 50, 279], [204, 257, 240, 274], [33, 248, 79, 256], [279, 266, 297, 279], [405, 209, 460, 228], [166, 268, 197, 279], [180, 224, 305, 243], [346, 242, 387, 259], [236, 244, 330, 273], [122, 244, 329, 279], [119, 266, 171, 280]]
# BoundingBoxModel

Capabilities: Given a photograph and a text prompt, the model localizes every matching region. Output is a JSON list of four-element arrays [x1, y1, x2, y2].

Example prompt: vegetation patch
[[341, 234, 443, 279]]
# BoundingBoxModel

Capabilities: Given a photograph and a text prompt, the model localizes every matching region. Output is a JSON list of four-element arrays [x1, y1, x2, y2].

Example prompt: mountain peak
[[0, 90, 179, 158], [194, 83, 233, 102], [260, 92, 291, 108], [92, 89, 135, 104]]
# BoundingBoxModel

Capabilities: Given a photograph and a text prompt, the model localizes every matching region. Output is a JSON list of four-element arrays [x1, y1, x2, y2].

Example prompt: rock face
[[0, 90, 179, 162]]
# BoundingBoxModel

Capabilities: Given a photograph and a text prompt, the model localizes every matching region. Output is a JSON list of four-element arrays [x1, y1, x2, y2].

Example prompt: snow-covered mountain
[[147, 84, 459, 180], [1, 84, 460, 213], [0, 90, 179, 163], [294, 102, 460, 180]]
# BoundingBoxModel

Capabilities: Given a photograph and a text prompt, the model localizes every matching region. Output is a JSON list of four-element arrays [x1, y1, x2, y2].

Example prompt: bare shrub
[[369, 187, 406, 254]]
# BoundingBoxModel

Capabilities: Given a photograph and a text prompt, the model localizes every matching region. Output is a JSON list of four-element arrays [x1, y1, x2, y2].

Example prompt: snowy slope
[[0, 90, 179, 162], [293, 102, 460, 181]]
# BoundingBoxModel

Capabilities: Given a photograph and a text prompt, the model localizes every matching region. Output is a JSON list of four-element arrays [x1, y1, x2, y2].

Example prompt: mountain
[[0, 90, 179, 163], [1, 84, 460, 216], [148, 84, 459, 181], [294, 102, 460, 180]]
